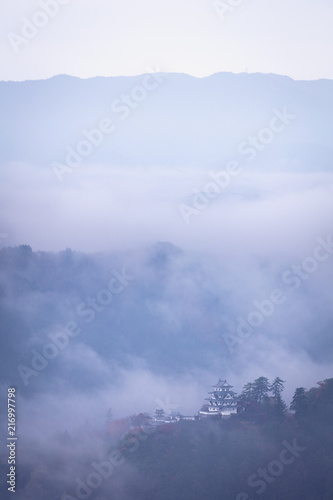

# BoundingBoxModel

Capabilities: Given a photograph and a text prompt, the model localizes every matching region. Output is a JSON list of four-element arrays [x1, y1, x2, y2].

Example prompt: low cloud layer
[[1, 162, 332, 256]]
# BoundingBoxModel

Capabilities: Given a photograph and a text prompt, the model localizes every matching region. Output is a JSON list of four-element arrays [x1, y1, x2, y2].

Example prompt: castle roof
[[208, 390, 237, 396], [213, 379, 233, 389]]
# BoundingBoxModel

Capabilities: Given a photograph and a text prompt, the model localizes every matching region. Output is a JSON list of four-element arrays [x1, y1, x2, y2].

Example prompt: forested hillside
[[2, 377, 332, 500]]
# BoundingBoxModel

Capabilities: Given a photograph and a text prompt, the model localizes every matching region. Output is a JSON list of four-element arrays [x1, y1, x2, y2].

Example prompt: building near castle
[[151, 379, 237, 424], [198, 379, 238, 418], [152, 408, 196, 425]]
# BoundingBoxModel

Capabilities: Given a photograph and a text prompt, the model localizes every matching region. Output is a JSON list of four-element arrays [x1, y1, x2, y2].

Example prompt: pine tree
[[273, 393, 288, 419], [240, 382, 254, 400], [107, 407, 113, 422], [252, 377, 270, 403], [290, 387, 308, 423], [270, 377, 285, 398], [270, 377, 287, 419], [238, 382, 255, 412]]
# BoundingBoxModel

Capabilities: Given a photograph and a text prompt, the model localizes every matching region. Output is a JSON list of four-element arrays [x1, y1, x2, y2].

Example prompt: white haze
[[1, 161, 333, 416], [1, 162, 332, 256], [0, 158, 332, 500]]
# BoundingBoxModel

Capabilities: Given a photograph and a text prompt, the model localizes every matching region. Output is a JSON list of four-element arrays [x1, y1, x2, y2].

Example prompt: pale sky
[[0, 0, 332, 81]]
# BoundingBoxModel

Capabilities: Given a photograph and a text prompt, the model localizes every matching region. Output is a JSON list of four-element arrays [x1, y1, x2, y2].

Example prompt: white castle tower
[[199, 379, 238, 418]]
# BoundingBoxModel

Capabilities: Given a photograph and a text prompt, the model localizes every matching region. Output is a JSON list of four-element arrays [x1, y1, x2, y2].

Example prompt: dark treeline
[[114, 377, 333, 500], [3, 376, 333, 499]]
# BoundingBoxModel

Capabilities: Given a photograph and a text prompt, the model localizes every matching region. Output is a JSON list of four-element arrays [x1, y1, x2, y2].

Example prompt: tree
[[273, 393, 288, 419], [252, 377, 270, 403], [107, 407, 113, 422], [270, 377, 285, 398], [241, 382, 254, 399], [239, 378, 270, 421], [290, 387, 308, 423], [238, 382, 255, 413], [270, 377, 287, 419], [310, 379, 333, 422]]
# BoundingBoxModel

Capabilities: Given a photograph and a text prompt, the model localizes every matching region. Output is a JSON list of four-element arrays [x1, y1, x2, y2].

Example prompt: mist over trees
[[1, 373, 332, 500], [0, 245, 332, 499], [1, 71, 333, 499]]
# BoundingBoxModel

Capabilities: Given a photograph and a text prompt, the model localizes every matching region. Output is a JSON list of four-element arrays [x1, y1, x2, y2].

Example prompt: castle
[[152, 379, 238, 424], [198, 379, 238, 418]]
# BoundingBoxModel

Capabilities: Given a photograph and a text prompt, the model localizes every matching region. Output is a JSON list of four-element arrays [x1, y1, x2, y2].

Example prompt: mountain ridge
[[1, 72, 332, 170]]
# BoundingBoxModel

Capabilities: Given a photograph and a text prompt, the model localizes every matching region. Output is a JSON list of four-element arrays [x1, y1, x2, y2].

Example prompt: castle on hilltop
[[198, 379, 238, 418], [152, 379, 238, 424]]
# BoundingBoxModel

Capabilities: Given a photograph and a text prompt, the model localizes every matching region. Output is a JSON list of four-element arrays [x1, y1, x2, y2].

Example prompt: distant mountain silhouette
[[1, 72, 332, 170]]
